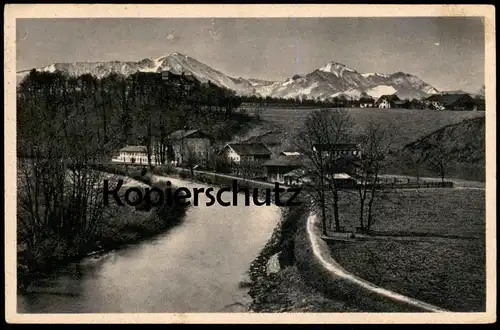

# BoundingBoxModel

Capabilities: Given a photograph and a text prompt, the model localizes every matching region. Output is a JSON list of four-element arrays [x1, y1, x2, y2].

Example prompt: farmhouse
[[262, 153, 304, 184], [218, 142, 272, 165], [169, 128, 213, 166], [375, 94, 401, 108], [112, 145, 160, 165], [425, 93, 476, 111], [312, 143, 361, 174], [312, 143, 361, 158]]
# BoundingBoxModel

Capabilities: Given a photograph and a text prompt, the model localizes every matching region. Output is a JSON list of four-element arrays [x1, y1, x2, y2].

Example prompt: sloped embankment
[[391, 116, 485, 181]]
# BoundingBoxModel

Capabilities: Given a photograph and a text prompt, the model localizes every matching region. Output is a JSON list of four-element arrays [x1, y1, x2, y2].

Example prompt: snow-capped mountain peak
[[319, 61, 356, 77], [361, 72, 389, 78], [17, 53, 441, 100]]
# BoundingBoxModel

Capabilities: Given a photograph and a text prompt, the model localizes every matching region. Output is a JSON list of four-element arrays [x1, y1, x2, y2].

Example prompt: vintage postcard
[[4, 4, 496, 324]]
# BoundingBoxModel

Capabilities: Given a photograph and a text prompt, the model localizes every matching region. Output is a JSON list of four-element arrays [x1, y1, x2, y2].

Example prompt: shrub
[[152, 164, 176, 176]]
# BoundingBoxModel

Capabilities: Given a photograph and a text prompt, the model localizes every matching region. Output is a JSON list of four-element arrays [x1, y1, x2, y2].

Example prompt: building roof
[[283, 170, 354, 181], [312, 143, 359, 152], [262, 154, 304, 167], [225, 143, 272, 156], [169, 129, 211, 141], [359, 97, 375, 103], [120, 145, 147, 153], [283, 168, 308, 178], [330, 173, 353, 180], [280, 151, 302, 156], [376, 94, 401, 103], [426, 93, 474, 106]]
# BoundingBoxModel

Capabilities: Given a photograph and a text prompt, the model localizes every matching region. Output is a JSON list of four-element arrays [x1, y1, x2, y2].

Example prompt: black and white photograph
[[4, 4, 496, 324]]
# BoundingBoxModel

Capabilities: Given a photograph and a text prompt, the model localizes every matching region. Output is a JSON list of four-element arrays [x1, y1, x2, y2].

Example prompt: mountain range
[[17, 52, 445, 100]]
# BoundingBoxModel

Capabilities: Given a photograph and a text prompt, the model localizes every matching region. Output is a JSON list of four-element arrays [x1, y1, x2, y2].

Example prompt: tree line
[[17, 70, 244, 163], [238, 93, 431, 110]]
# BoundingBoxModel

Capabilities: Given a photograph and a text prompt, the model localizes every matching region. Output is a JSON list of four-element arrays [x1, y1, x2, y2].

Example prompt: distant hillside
[[390, 116, 486, 181]]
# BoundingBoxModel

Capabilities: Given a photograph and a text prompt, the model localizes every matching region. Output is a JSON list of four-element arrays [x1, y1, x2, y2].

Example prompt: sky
[[16, 17, 485, 92]]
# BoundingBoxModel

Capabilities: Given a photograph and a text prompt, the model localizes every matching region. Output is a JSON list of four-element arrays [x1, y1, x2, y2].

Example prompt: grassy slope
[[242, 108, 485, 181], [258, 107, 485, 149], [388, 116, 486, 181]]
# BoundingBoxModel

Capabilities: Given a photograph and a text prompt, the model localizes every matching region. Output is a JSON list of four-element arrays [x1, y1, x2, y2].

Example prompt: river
[[17, 175, 282, 313]]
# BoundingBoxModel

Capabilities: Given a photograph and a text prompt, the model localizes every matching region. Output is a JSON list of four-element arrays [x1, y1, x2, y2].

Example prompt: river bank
[[18, 167, 283, 313], [148, 165, 367, 312], [17, 166, 188, 294]]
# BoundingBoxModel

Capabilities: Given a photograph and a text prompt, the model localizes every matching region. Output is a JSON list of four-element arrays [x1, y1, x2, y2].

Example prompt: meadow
[[329, 237, 485, 312], [327, 188, 486, 312], [334, 188, 485, 237], [257, 107, 485, 149]]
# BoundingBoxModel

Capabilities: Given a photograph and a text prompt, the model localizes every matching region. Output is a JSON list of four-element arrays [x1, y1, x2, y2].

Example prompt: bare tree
[[184, 145, 199, 177], [17, 71, 110, 291], [355, 121, 396, 233], [402, 150, 424, 184], [295, 108, 355, 235], [253, 103, 263, 121], [427, 144, 448, 183]]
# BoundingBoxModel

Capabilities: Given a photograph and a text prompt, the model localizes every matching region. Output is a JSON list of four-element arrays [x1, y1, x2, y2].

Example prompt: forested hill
[[392, 116, 486, 181], [16, 70, 252, 161]]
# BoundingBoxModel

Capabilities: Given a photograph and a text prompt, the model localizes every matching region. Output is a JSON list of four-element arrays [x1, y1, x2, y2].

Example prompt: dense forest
[[17, 70, 249, 163]]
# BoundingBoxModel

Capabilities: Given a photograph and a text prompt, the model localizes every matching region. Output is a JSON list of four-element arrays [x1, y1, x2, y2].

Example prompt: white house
[[218, 143, 272, 165], [111, 145, 161, 165], [375, 94, 401, 108]]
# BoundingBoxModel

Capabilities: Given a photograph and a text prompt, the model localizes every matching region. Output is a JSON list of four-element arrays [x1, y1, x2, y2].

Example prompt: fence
[[370, 181, 454, 189]]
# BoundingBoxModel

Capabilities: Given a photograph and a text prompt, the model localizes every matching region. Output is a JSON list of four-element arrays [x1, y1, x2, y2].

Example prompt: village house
[[375, 94, 401, 108], [425, 93, 477, 111], [218, 142, 272, 165], [312, 143, 361, 159], [169, 128, 213, 166], [262, 152, 305, 184], [312, 143, 361, 175], [263, 148, 360, 188], [111, 145, 161, 165]]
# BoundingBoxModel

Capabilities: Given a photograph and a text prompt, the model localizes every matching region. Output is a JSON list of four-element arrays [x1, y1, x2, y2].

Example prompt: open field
[[332, 188, 485, 237], [329, 237, 485, 312], [326, 188, 485, 311], [257, 107, 485, 149]]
